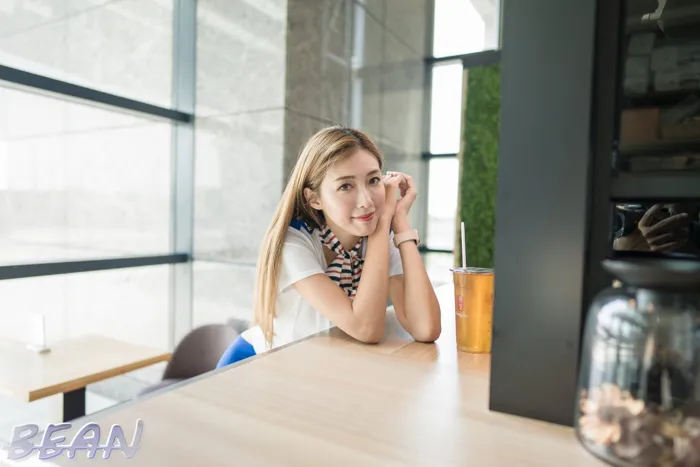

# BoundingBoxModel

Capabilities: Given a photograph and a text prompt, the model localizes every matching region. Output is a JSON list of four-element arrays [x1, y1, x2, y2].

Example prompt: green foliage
[[455, 64, 501, 269]]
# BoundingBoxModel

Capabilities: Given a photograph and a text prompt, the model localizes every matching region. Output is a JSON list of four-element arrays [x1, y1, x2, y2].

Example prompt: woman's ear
[[304, 187, 323, 210]]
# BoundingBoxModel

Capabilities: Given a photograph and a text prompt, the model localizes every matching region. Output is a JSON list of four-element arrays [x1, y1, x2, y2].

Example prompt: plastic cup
[[451, 267, 494, 353]]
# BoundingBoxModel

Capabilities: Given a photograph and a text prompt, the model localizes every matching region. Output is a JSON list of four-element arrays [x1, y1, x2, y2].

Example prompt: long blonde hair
[[253, 126, 384, 348]]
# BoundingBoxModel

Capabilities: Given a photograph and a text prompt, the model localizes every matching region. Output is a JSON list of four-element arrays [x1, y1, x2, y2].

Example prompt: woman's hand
[[386, 171, 417, 233], [378, 173, 403, 229], [638, 204, 690, 252]]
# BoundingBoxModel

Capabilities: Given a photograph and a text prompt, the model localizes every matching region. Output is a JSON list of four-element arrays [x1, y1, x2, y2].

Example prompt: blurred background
[[0, 0, 502, 444]]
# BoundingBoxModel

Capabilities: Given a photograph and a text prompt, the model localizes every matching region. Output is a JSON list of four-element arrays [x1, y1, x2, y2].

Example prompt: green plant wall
[[455, 63, 501, 269]]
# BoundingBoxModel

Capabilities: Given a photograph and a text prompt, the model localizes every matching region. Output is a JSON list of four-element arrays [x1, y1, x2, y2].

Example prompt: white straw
[[461, 221, 467, 269]]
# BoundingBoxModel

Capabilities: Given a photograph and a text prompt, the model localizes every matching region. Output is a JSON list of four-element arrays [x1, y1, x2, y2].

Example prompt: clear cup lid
[[450, 267, 494, 274]]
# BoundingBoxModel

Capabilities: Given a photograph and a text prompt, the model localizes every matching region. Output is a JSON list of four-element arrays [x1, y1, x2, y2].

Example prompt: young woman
[[216, 126, 441, 368]]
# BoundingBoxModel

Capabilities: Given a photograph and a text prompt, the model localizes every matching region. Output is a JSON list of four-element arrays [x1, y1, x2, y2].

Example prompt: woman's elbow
[[412, 307, 442, 343], [355, 321, 385, 344], [412, 322, 442, 343]]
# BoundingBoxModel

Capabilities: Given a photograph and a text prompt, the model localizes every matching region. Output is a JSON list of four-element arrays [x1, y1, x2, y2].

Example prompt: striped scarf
[[318, 226, 364, 299]]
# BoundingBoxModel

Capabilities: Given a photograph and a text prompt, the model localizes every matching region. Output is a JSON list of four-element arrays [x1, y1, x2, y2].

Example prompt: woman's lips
[[355, 213, 375, 221]]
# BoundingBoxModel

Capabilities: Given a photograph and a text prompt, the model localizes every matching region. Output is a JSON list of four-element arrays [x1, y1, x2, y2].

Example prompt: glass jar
[[575, 256, 700, 466]]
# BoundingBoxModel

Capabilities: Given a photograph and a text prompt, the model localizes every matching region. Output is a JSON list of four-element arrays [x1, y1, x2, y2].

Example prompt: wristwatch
[[393, 229, 420, 248]]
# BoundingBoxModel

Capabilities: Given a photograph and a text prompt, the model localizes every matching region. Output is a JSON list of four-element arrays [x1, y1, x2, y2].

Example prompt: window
[[426, 158, 460, 250], [432, 0, 501, 57], [429, 62, 464, 154], [0, 265, 171, 348], [0, 85, 172, 264], [0, 0, 191, 432], [422, 0, 502, 257], [0, 1, 175, 107], [0, 0, 192, 365]]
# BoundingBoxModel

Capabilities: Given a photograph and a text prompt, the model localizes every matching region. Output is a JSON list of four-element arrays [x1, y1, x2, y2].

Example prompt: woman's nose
[[356, 186, 373, 208]]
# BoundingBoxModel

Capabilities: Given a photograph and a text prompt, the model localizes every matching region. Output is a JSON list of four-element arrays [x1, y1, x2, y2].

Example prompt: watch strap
[[393, 229, 419, 248]]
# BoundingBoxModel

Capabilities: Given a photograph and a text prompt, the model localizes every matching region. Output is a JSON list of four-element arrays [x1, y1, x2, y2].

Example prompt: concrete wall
[[192, 0, 288, 329]]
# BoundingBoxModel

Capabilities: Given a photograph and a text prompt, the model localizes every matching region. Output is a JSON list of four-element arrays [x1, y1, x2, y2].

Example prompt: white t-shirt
[[241, 223, 405, 354]]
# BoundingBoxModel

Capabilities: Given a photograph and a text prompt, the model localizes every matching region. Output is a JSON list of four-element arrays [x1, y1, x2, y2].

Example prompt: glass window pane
[[429, 62, 463, 154], [423, 251, 454, 287], [426, 157, 459, 250], [433, 0, 500, 57], [193, 260, 254, 329], [0, 264, 171, 349], [0, 85, 172, 265], [0, 0, 174, 108]]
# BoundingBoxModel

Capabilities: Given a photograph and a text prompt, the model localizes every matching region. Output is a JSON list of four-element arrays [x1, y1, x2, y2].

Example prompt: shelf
[[623, 89, 700, 109], [611, 171, 700, 200], [619, 139, 700, 157], [626, 5, 700, 34]]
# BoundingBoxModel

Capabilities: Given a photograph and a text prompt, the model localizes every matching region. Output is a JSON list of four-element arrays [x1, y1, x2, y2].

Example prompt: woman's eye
[[369, 177, 381, 184], [339, 183, 353, 191]]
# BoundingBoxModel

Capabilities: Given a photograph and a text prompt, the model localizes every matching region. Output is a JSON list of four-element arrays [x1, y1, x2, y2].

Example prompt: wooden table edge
[[26, 352, 172, 402], [61, 327, 335, 425]]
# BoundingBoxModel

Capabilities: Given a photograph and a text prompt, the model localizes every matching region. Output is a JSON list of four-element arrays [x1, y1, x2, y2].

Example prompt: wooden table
[[0, 335, 171, 421], [35, 285, 603, 466]]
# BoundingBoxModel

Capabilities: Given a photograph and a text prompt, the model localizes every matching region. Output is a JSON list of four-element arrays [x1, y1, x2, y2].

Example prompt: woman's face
[[310, 149, 385, 238]]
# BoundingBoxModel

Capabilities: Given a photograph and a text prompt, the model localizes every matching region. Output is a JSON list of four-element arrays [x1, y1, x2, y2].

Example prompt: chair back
[[163, 324, 239, 380]]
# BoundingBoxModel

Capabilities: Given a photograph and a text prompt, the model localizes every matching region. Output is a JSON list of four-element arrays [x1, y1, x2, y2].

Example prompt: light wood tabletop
[[38, 285, 603, 467], [0, 335, 171, 403]]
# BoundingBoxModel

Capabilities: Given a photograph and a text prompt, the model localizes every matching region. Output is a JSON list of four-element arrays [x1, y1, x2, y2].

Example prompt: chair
[[138, 323, 239, 396]]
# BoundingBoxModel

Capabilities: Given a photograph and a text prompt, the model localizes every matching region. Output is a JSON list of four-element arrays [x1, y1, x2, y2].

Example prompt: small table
[[0, 335, 171, 421]]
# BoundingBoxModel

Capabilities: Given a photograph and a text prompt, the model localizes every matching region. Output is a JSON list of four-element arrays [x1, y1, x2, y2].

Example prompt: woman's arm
[[291, 177, 402, 344], [388, 230, 442, 343], [292, 218, 392, 343], [387, 173, 441, 342]]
